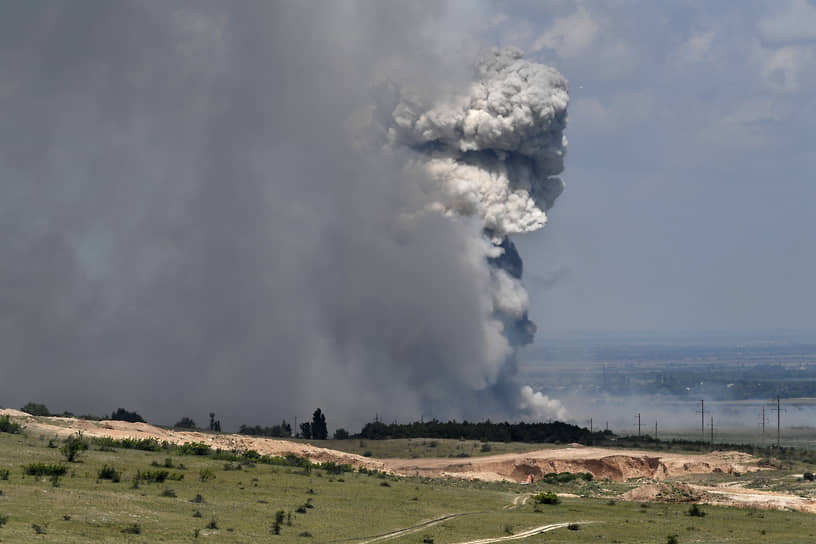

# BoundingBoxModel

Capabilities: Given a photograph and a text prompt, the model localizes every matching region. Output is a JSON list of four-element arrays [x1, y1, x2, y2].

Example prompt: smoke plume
[[387, 47, 570, 420], [0, 3, 567, 428]]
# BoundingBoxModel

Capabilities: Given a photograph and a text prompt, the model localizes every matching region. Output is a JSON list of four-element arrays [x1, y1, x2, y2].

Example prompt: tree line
[[355, 419, 611, 444]]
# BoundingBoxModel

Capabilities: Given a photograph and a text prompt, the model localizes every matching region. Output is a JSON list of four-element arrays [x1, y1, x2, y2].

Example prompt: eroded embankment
[[381, 447, 758, 483]]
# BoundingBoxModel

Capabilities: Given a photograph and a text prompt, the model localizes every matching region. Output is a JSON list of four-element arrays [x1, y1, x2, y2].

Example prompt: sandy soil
[[380, 446, 758, 483]]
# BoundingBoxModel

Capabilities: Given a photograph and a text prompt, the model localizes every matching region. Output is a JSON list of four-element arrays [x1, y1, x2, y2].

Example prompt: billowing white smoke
[[389, 48, 569, 421]]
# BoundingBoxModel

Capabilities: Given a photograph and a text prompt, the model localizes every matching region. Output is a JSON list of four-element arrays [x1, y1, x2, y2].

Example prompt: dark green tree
[[174, 417, 197, 429], [110, 408, 144, 423], [311, 408, 328, 440], [333, 428, 349, 440], [299, 422, 312, 439], [21, 402, 50, 416]]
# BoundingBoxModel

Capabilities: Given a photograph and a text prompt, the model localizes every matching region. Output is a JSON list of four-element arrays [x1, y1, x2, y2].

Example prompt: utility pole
[[634, 413, 642, 437], [654, 420, 658, 439], [696, 400, 705, 438], [588, 418, 593, 433], [605, 421, 609, 432], [771, 396, 785, 448], [758, 406, 767, 437], [710, 415, 714, 447]]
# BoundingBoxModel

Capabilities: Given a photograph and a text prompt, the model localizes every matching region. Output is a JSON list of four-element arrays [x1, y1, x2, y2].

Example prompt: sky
[[484, 1, 816, 337], [1, 1, 814, 426]]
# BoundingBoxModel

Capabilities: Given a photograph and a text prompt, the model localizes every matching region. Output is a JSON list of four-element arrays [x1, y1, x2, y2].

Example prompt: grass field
[[1, 429, 816, 542]]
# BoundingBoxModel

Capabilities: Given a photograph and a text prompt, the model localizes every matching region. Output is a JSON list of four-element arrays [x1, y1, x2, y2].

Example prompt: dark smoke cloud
[[0, 2, 566, 428]]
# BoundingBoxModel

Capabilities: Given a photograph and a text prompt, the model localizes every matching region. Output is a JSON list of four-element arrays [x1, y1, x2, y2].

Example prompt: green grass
[[0, 430, 815, 542]]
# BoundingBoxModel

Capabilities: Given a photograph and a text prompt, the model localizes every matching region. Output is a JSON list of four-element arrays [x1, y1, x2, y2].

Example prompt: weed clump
[[272, 510, 285, 534], [24, 463, 67, 477], [0, 513, 7, 527], [97, 465, 120, 482], [688, 504, 706, 517], [0, 469, 9, 481], [206, 517, 218, 530], [121, 523, 141, 534], [0, 416, 22, 434], [160, 488, 177, 497]]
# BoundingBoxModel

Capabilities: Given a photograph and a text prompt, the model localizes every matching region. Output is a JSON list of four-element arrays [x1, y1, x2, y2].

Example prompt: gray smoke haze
[[0, 2, 567, 428]]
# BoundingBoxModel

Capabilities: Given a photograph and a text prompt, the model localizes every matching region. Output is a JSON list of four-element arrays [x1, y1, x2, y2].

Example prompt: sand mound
[[382, 447, 756, 483], [622, 482, 701, 503]]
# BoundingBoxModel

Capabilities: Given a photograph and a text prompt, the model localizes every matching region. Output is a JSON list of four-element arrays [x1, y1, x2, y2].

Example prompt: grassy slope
[[0, 431, 815, 543]]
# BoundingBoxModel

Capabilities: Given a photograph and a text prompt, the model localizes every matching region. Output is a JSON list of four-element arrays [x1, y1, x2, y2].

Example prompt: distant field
[[2, 428, 816, 542]]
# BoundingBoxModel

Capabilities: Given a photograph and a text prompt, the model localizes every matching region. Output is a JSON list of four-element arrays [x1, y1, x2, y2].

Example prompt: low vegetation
[[1, 412, 816, 541]]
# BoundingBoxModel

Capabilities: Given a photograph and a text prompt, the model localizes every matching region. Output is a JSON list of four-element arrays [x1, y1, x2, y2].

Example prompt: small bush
[[666, 535, 679, 544], [804, 472, 815, 481], [0, 513, 7, 527], [161, 488, 177, 497], [193, 510, 202, 518], [199, 468, 215, 482], [206, 517, 218, 530], [121, 523, 141, 534], [480, 443, 492, 452], [688, 504, 706, 517], [567, 523, 580, 531], [380, 481, 391, 487], [333, 428, 350, 440], [180, 442, 212, 456], [32, 523, 46, 534], [0, 415, 23, 434], [0, 469, 9, 480], [533, 491, 560, 505], [61, 432, 88, 462], [97, 465, 120, 482], [298, 531, 313, 537], [24, 463, 67, 477], [191, 493, 204, 503], [141, 470, 169, 483]]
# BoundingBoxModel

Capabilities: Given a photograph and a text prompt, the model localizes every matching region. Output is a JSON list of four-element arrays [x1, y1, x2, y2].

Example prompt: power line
[[695, 400, 705, 438]]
